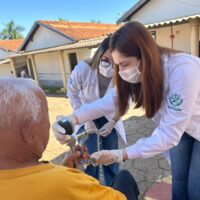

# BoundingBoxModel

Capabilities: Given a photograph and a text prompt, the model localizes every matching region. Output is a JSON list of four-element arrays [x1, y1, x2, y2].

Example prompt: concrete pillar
[[9, 58, 17, 77], [58, 50, 67, 89], [190, 18, 199, 56], [26, 58, 31, 76], [30, 55, 39, 85]]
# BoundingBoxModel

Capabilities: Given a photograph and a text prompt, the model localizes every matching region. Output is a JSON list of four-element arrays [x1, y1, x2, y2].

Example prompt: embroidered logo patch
[[168, 93, 183, 111]]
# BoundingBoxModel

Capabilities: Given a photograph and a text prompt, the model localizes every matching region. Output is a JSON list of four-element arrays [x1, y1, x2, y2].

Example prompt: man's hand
[[99, 120, 115, 137], [90, 149, 123, 166], [61, 145, 90, 168]]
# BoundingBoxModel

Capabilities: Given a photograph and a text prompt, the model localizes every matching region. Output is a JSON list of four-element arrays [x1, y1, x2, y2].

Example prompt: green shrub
[[42, 86, 66, 94]]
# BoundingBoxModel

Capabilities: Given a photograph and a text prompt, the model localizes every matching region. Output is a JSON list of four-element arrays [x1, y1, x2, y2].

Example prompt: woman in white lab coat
[[53, 22, 200, 199], [57, 37, 126, 186]]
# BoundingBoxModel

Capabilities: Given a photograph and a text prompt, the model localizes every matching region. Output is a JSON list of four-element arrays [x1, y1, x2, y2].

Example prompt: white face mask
[[99, 61, 114, 78], [119, 62, 141, 83]]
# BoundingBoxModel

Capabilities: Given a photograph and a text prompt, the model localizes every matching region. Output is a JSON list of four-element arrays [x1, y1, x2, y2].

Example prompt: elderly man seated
[[0, 78, 139, 200]]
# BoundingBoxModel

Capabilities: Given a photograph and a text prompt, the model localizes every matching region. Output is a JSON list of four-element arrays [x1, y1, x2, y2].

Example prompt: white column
[[26, 58, 31, 76], [9, 58, 17, 77], [190, 18, 199, 56], [30, 55, 39, 85], [58, 50, 67, 89]]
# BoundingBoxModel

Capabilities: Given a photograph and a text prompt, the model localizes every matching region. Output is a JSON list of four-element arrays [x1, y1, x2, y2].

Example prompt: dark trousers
[[77, 116, 119, 186], [111, 170, 140, 200], [170, 133, 200, 200]]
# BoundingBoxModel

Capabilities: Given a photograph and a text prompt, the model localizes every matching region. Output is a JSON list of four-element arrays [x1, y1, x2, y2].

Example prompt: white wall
[[0, 63, 12, 76], [172, 23, 191, 53], [0, 50, 21, 61], [33, 48, 95, 87], [14, 56, 27, 67], [130, 0, 200, 25], [76, 48, 93, 61], [0, 47, 96, 82], [0, 49, 9, 60], [150, 23, 192, 53], [63, 48, 93, 73], [90, 47, 98, 57], [25, 26, 73, 51], [34, 52, 62, 87]]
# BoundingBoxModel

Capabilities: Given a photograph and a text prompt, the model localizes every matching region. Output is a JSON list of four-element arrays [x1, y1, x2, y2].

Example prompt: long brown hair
[[110, 21, 173, 118], [86, 36, 111, 69]]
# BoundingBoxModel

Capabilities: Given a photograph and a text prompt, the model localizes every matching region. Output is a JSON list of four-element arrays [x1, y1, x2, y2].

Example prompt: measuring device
[[58, 118, 97, 166]]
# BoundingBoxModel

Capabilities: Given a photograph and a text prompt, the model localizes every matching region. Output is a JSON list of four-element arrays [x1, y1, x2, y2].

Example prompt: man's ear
[[21, 120, 37, 144]]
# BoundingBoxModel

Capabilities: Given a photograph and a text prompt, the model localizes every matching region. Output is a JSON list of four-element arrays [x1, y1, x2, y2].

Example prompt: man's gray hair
[[0, 78, 44, 130]]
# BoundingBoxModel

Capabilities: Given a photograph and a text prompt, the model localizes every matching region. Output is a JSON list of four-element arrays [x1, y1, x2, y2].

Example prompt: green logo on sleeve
[[168, 93, 183, 111]]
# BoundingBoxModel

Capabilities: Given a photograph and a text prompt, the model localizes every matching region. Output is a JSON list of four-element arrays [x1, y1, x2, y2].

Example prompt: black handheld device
[[58, 118, 74, 135]]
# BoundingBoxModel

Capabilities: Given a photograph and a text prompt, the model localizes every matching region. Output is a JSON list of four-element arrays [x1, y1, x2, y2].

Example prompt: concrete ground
[[43, 95, 171, 200]]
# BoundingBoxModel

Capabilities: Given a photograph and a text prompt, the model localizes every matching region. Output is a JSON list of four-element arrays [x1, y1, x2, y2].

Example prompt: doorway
[[68, 52, 78, 71]]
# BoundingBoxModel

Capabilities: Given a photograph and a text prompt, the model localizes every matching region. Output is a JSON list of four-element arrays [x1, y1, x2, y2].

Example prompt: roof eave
[[38, 21, 76, 43], [18, 21, 39, 51], [116, 0, 150, 24], [0, 47, 9, 52], [146, 14, 200, 29], [18, 20, 76, 52], [8, 37, 105, 58]]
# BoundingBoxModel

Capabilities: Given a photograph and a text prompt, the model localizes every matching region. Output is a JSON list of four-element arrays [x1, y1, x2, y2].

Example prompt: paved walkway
[[43, 96, 171, 200], [120, 115, 171, 200]]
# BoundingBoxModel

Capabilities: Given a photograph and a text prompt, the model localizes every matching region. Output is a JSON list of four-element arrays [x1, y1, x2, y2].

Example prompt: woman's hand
[[90, 149, 124, 166], [52, 115, 77, 144], [99, 120, 115, 137]]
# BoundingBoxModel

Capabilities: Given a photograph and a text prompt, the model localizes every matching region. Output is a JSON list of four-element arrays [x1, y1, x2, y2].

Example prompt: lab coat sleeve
[[67, 64, 83, 110], [126, 59, 200, 159], [74, 88, 118, 124]]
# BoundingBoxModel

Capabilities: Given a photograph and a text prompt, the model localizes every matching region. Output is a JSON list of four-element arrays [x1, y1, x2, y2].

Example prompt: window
[[150, 31, 156, 40], [68, 52, 78, 71]]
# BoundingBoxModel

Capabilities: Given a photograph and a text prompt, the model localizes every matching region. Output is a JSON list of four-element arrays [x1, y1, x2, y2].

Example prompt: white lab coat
[[67, 61, 127, 144], [75, 53, 200, 160]]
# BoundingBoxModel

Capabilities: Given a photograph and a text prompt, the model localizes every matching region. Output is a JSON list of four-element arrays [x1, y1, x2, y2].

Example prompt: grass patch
[[42, 86, 66, 94]]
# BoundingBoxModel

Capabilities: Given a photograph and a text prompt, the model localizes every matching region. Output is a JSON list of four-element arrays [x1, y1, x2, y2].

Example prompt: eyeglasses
[[100, 59, 113, 68]]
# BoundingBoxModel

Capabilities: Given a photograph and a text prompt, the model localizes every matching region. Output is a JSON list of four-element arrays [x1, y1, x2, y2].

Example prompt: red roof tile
[[0, 39, 24, 51], [39, 20, 119, 41]]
